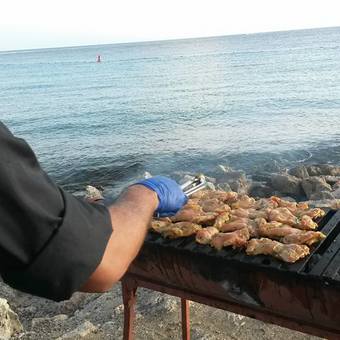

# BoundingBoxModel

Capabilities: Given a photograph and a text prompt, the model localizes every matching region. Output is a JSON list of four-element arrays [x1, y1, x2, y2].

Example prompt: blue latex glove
[[135, 175, 188, 217]]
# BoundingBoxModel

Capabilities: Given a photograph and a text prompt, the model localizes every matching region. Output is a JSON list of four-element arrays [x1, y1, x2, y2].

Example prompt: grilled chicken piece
[[200, 198, 230, 213], [294, 215, 318, 230], [194, 212, 219, 225], [150, 219, 171, 232], [196, 227, 219, 244], [170, 203, 218, 225], [258, 224, 300, 239], [160, 222, 202, 238], [211, 228, 250, 250], [246, 238, 310, 263], [270, 196, 298, 212], [295, 208, 325, 220], [268, 208, 298, 226], [192, 190, 238, 203], [219, 219, 249, 232], [255, 198, 279, 210], [231, 195, 256, 209], [282, 231, 326, 246], [230, 208, 250, 218], [213, 212, 230, 230], [170, 205, 203, 222], [248, 208, 270, 220], [297, 202, 309, 210]]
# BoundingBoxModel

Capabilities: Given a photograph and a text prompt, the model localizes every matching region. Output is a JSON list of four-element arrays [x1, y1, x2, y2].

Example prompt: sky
[[1, 0, 340, 51]]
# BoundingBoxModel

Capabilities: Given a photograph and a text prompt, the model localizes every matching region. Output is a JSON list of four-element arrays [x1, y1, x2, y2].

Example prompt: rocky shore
[[2, 163, 340, 339]]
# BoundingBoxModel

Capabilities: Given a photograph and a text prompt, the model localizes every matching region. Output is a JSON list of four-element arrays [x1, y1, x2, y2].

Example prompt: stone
[[301, 199, 340, 209], [31, 314, 68, 329], [306, 164, 340, 176], [0, 298, 23, 339], [301, 177, 332, 199], [84, 185, 103, 201], [270, 174, 302, 197], [217, 171, 249, 194], [333, 181, 340, 191], [216, 183, 232, 192], [249, 182, 273, 198], [280, 196, 296, 202], [216, 165, 233, 173], [323, 176, 340, 185], [57, 321, 97, 339], [309, 191, 335, 201], [332, 188, 340, 199], [288, 165, 309, 179]]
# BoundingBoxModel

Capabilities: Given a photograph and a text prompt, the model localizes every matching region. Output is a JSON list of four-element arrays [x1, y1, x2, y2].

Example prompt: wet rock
[[301, 177, 332, 199], [309, 191, 335, 201], [249, 182, 273, 198], [306, 164, 340, 176], [332, 188, 340, 199], [323, 176, 340, 185], [288, 165, 309, 179], [0, 298, 23, 339], [216, 183, 232, 192], [216, 165, 233, 173], [333, 181, 340, 191], [270, 174, 303, 197], [57, 321, 97, 339], [280, 196, 296, 202], [301, 199, 340, 209], [215, 170, 249, 194], [84, 185, 103, 202]]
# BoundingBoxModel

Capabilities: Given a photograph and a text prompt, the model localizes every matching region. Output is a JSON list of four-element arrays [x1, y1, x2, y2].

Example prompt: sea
[[1, 27, 340, 195]]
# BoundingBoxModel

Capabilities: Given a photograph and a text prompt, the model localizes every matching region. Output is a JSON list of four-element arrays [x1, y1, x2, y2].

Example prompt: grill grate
[[145, 210, 340, 285]]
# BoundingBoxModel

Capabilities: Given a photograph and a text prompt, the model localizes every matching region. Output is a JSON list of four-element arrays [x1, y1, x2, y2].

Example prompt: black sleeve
[[0, 122, 112, 301]]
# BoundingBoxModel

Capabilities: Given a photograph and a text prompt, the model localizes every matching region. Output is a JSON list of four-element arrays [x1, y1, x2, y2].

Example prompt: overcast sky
[[1, 0, 340, 51]]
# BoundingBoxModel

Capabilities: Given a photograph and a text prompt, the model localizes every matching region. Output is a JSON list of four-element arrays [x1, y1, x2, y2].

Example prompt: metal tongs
[[180, 174, 207, 196]]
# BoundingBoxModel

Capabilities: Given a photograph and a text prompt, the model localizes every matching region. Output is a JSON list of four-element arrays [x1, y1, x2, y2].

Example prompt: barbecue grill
[[121, 209, 340, 340]]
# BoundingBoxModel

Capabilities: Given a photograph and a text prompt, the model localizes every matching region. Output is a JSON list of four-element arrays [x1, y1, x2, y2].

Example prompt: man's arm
[[81, 185, 158, 292]]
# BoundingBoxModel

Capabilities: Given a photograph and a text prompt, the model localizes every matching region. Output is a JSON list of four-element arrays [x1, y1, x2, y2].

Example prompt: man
[[0, 122, 187, 301]]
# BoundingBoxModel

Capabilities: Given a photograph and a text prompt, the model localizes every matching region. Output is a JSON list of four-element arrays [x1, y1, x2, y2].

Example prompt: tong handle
[[181, 174, 207, 196]]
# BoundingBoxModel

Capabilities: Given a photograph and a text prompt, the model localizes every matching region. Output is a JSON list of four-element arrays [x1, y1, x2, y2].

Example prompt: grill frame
[[123, 209, 340, 338]]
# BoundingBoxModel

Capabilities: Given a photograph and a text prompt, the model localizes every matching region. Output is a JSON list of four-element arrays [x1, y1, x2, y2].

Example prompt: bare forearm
[[107, 185, 158, 270], [81, 185, 158, 292]]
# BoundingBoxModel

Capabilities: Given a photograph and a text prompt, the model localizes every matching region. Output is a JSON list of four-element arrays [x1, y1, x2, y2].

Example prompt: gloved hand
[[135, 175, 188, 217]]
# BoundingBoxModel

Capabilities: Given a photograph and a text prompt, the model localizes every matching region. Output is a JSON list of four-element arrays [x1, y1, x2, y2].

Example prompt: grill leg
[[122, 279, 138, 340], [181, 298, 190, 340]]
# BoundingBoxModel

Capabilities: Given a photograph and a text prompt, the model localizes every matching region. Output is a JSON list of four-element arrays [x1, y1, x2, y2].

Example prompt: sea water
[[1, 27, 340, 194]]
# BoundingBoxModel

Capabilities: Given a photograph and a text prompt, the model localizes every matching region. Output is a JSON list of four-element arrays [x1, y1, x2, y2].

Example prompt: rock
[[84, 185, 103, 202], [301, 177, 332, 199], [301, 199, 340, 209], [0, 298, 23, 339], [218, 171, 249, 194], [280, 196, 296, 202], [216, 165, 233, 173], [205, 182, 216, 191], [249, 182, 273, 198], [57, 321, 97, 339], [289, 165, 309, 179], [323, 176, 340, 185], [333, 181, 340, 191], [31, 314, 68, 329], [216, 183, 232, 192], [270, 174, 302, 197], [309, 191, 335, 200], [332, 188, 340, 199], [306, 164, 340, 176]]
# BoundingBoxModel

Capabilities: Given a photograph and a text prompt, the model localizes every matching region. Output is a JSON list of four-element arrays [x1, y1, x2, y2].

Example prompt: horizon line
[[1, 25, 339, 53]]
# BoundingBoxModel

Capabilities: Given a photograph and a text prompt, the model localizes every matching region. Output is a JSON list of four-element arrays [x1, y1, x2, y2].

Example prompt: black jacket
[[0, 122, 112, 301]]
